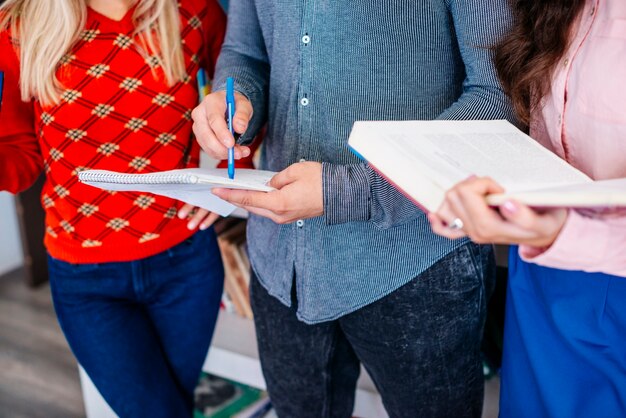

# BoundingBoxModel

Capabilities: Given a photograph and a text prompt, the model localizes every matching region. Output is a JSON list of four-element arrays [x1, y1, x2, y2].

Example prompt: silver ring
[[448, 218, 464, 231]]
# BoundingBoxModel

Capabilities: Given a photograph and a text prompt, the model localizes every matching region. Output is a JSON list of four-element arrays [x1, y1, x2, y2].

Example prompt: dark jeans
[[48, 228, 224, 418], [251, 242, 494, 418]]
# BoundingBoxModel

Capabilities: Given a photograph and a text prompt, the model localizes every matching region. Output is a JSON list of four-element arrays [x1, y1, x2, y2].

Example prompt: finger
[[191, 106, 215, 152], [269, 165, 299, 189], [192, 94, 230, 159], [458, 176, 506, 195], [443, 189, 474, 234], [212, 188, 279, 211], [456, 197, 540, 244], [453, 179, 512, 242], [435, 198, 461, 228], [428, 212, 466, 240], [233, 93, 253, 134], [232, 144, 252, 159], [187, 208, 210, 230], [499, 201, 568, 246], [195, 124, 229, 160], [196, 91, 237, 148], [200, 212, 221, 230], [208, 111, 237, 148], [434, 199, 469, 239], [178, 203, 195, 219], [499, 200, 541, 229]]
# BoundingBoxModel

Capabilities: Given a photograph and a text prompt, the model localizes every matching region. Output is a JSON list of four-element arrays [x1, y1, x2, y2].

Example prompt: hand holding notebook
[[79, 168, 276, 216]]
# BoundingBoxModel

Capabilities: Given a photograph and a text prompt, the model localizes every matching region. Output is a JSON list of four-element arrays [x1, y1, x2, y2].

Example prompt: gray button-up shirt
[[214, 0, 515, 324]]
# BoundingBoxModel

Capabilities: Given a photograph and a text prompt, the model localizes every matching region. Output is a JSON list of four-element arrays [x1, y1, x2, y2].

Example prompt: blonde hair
[[0, 0, 185, 106]]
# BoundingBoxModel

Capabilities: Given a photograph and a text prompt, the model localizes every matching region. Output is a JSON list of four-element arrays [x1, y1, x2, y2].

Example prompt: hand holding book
[[347, 119, 626, 213], [347, 119, 626, 249], [427, 176, 568, 247]]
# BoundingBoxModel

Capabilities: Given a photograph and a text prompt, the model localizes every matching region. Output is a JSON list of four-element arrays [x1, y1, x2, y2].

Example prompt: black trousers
[[250, 242, 495, 418]]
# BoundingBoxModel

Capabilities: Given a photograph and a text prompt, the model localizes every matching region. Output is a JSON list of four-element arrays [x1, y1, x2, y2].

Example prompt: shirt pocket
[[575, 19, 626, 125]]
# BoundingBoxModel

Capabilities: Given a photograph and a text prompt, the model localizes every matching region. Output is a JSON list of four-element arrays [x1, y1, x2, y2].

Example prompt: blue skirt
[[500, 246, 626, 418]]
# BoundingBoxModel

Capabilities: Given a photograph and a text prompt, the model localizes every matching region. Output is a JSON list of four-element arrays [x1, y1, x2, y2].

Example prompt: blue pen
[[226, 77, 236, 179]]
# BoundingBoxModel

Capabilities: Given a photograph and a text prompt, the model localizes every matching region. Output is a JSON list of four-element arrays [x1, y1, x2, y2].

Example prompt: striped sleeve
[[323, 0, 516, 227], [322, 163, 370, 224], [213, 0, 270, 145], [437, 0, 516, 122], [323, 162, 424, 228]]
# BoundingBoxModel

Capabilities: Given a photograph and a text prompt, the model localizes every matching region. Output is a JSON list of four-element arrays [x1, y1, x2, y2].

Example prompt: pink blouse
[[520, 0, 626, 277]]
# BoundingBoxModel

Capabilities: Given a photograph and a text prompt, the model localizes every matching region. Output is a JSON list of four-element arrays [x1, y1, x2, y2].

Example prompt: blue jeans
[[251, 242, 494, 418], [48, 228, 224, 418]]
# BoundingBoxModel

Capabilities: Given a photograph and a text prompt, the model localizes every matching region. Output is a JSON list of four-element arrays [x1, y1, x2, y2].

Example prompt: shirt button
[[300, 97, 309, 106], [296, 220, 305, 228], [302, 35, 311, 45], [563, 58, 569, 67], [299, 158, 306, 163]]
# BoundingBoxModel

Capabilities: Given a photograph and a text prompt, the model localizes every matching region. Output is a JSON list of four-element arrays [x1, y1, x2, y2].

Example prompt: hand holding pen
[[191, 77, 253, 165]]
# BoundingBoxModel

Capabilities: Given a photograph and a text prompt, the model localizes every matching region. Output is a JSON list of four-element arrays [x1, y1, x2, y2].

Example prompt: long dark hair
[[494, 0, 586, 125]]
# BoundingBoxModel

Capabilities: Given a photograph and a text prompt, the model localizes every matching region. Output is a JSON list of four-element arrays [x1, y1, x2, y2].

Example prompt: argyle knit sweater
[[0, 0, 226, 263]]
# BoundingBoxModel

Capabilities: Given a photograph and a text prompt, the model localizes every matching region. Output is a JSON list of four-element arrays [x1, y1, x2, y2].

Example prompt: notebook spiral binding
[[78, 171, 199, 185]]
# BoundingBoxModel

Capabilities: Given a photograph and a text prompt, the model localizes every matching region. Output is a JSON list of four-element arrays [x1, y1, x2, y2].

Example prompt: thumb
[[234, 93, 253, 135], [499, 200, 538, 229], [269, 166, 298, 189], [479, 177, 506, 195]]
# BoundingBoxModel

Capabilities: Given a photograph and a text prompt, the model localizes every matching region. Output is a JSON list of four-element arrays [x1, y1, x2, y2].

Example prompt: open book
[[348, 119, 626, 213], [78, 168, 276, 216]]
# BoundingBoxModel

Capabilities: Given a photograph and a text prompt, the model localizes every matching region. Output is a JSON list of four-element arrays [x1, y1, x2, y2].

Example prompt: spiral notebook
[[78, 168, 276, 216]]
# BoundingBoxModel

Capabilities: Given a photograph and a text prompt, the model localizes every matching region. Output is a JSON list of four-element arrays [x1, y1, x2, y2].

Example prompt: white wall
[[0, 192, 24, 275]]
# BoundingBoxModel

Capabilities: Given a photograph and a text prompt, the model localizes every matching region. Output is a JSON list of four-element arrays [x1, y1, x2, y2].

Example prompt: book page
[[349, 120, 592, 211], [381, 120, 590, 190], [487, 177, 626, 208], [188, 168, 276, 191]]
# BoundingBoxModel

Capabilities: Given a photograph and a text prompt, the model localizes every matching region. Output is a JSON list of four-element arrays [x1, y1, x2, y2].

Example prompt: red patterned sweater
[[0, 0, 226, 263]]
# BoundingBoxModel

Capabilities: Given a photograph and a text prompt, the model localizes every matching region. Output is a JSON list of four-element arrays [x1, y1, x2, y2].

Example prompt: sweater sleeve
[[202, 0, 227, 80], [0, 30, 42, 194], [519, 210, 626, 278]]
